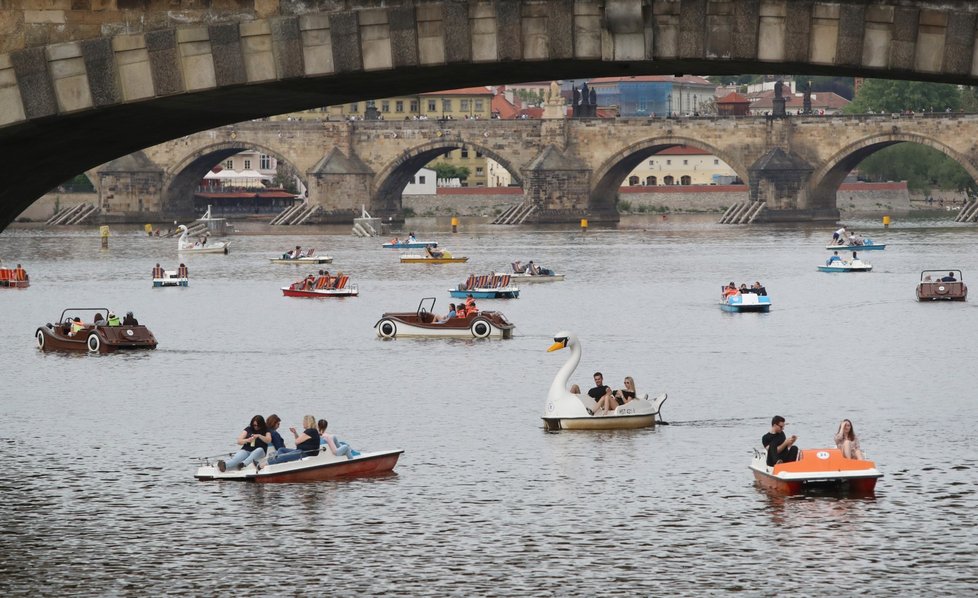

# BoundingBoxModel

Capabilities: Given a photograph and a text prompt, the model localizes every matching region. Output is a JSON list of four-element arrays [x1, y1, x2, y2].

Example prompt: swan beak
[[547, 340, 566, 352]]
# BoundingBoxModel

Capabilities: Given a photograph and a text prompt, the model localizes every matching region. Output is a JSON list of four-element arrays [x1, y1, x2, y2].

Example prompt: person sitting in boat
[[436, 303, 457, 324], [107, 312, 121, 327], [589, 372, 617, 415], [834, 419, 865, 460], [941, 271, 958, 282], [123, 312, 139, 325], [194, 236, 207, 248], [302, 274, 316, 291], [390, 237, 400, 245], [526, 260, 540, 275], [317, 419, 360, 460], [265, 414, 286, 460], [762, 415, 798, 466], [152, 263, 165, 278], [752, 281, 767, 296], [512, 260, 526, 274], [612, 376, 639, 406], [93, 313, 104, 326], [265, 415, 322, 466], [722, 282, 739, 298], [425, 244, 445, 259], [831, 226, 848, 245], [739, 283, 750, 294], [826, 251, 842, 266], [68, 317, 86, 337], [217, 415, 271, 472], [464, 294, 477, 313], [455, 303, 467, 318], [849, 233, 864, 246], [847, 251, 859, 264], [407, 232, 418, 244]]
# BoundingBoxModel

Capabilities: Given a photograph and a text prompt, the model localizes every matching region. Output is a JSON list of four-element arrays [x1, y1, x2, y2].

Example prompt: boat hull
[[179, 244, 230, 254], [194, 450, 403, 482], [1, 280, 29, 288], [720, 295, 771, 312], [282, 286, 358, 298], [383, 242, 437, 249], [749, 449, 881, 495], [449, 288, 519, 299], [917, 281, 967, 301], [153, 278, 188, 287], [400, 256, 468, 263], [818, 264, 872, 272], [825, 244, 885, 250], [543, 413, 655, 431], [269, 257, 333, 264], [36, 324, 158, 353]]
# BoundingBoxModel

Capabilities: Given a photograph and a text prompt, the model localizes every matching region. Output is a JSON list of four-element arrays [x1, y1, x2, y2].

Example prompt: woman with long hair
[[834, 419, 865, 460], [218, 415, 271, 472]]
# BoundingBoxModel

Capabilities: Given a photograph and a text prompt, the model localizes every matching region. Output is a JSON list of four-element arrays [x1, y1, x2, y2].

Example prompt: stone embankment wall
[[402, 187, 522, 217], [17, 192, 96, 221]]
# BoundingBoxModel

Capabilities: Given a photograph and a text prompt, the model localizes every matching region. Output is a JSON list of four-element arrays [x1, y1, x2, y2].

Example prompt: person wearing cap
[[107, 312, 121, 326]]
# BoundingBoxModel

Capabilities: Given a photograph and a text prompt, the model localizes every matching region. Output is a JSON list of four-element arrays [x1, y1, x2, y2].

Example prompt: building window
[[350, 103, 359, 112], [475, 100, 484, 111], [666, 159, 672, 165], [225, 160, 233, 169], [260, 154, 271, 170], [648, 160, 654, 166], [410, 101, 419, 112], [647, 176, 657, 186], [664, 175, 674, 185], [476, 151, 484, 158], [381, 101, 390, 113], [445, 152, 452, 159], [683, 159, 688, 165], [714, 159, 719, 165], [419, 175, 425, 184], [395, 101, 404, 113], [461, 100, 470, 111], [476, 167, 483, 175], [460, 149, 469, 158], [442, 99, 452, 112], [681, 175, 692, 185], [628, 176, 639, 185], [428, 100, 437, 112], [244, 160, 251, 169]]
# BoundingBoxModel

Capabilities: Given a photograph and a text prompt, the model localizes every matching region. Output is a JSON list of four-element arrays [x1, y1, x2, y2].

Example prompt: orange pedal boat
[[750, 447, 882, 495]]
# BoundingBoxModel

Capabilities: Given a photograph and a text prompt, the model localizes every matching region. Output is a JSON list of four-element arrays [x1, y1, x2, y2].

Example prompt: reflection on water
[[1, 216, 977, 594]]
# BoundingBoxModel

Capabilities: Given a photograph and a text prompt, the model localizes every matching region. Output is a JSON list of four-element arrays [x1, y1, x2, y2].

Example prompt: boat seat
[[335, 275, 348, 289], [307, 248, 315, 257]]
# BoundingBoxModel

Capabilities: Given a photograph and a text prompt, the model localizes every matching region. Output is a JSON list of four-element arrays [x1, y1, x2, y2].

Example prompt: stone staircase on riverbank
[[270, 202, 322, 225], [954, 200, 978, 222], [492, 201, 536, 224], [719, 201, 766, 224], [45, 203, 99, 226]]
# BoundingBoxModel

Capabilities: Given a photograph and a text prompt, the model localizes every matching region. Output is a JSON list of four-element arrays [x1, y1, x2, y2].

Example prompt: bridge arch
[[808, 133, 978, 211], [590, 137, 750, 212], [166, 141, 307, 214], [372, 140, 523, 214]]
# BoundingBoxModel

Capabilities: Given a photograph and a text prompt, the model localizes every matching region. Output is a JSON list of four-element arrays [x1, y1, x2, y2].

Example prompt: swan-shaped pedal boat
[[749, 447, 881, 495], [543, 331, 666, 431], [176, 224, 230, 254]]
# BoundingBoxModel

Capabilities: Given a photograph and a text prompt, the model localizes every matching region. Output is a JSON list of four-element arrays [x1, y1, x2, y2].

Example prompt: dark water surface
[[1, 216, 977, 595]]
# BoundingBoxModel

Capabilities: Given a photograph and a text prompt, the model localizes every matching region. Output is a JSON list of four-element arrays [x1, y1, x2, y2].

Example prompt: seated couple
[[583, 372, 641, 416], [762, 415, 867, 466]]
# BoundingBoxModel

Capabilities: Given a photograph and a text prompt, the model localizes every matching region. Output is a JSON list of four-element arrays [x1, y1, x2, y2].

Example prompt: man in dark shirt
[[587, 372, 615, 414], [762, 415, 798, 466], [941, 272, 957, 282]]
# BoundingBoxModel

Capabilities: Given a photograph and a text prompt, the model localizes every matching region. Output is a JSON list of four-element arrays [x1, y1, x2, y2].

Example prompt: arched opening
[[590, 138, 748, 212], [167, 143, 305, 217], [628, 175, 640, 186], [809, 135, 978, 213], [373, 141, 522, 216], [681, 175, 692, 185]]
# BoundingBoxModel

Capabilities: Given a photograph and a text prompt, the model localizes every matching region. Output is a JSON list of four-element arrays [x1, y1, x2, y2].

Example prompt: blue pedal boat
[[720, 293, 771, 312], [450, 273, 520, 299]]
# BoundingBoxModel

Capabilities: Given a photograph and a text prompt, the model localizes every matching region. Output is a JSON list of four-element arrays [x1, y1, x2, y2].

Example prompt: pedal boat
[[400, 253, 468, 264], [509, 271, 564, 282], [543, 331, 667, 431], [383, 240, 438, 249], [282, 275, 358, 298], [194, 448, 403, 483], [917, 270, 967, 301], [720, 292, 771, 312], [749, 447, 882, 495], [153, 269, 188, 287], [825, 241, 885, 250], [269, 255, 333, 265], [375, 297, 514, 339], [449, 274, 520, 299], [0, 265, 29, 288], [35, 308, 158, 353], [818, 259, 872, 272], [176, 224, 230, 254]]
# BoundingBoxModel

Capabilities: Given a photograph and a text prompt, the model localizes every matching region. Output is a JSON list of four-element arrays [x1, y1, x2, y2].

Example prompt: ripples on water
[[1, 216, 977, 595]]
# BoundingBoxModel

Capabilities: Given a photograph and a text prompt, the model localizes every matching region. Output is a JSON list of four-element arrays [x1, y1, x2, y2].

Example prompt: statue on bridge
[[572, 82, 597, 118], [772, 80, 787, 118], [543, 80, 567, 119], [803, 81, 813, 115]]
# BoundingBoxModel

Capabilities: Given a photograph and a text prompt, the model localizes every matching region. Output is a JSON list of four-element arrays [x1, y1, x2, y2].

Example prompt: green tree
[[431, 162, 470, 181], [857, 144, 976, 193], [273, 162, 299, 193], [845, 79, 960, 114]]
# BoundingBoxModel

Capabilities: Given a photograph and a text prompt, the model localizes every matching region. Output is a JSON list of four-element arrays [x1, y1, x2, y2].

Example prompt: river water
[[1, 215, 976, 595]]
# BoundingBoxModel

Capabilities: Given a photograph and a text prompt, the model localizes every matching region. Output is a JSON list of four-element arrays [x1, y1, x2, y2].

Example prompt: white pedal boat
[[269, 256, 333, 265], [542, 331, 666, 431], [818, 259, 872, 272], [176, 224, 230, 254], [194, 448, 403, 483]]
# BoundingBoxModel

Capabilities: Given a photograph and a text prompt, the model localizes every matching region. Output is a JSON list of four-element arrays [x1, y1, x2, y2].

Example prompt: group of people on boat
[[825, 251, 861, 266], [512, 260, 554, 276], [568, 372, 641, 416], [66, 311, 138, 336], [0, 261, 28, 287], [830, 226, 869, 246], [389, 233, 419, 246], [217, 413, 361, 472], [762, 415, 866, 466], [297, 270, 344, 291], [282, 245, 315, 259], [152, 263, 188, 278], [922, 271, 958, 282], [424, 244, 447, 259], [722, 281, 767, 298], [436, 295, 478, 323]]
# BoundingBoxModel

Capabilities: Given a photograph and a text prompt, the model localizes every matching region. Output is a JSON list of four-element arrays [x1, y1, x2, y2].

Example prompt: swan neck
[[550, 341, 581, 395]]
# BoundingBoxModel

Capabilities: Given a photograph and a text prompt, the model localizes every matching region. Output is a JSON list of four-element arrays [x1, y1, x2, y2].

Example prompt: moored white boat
[[542, 331, 666, 431], [749, 447, 881, 495], [194, 448, 403, 483]]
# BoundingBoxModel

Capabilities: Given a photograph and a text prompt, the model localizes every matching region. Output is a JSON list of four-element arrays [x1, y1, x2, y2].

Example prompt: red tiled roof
[[717, 91, 750, 104], [747, 90, 850, 109], [492, 94, 519, 119]]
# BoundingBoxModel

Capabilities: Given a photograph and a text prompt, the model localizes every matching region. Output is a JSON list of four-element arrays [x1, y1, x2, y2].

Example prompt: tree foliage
[[274, 162, 299, 194], [844, 79, 960, 114], [857, 144, 976, 193], [431, 162, 470, 181]]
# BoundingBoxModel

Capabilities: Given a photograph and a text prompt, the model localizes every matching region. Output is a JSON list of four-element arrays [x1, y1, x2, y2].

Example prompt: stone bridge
[[6, 0, 978, 228], [98, 113, 978, 224]]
